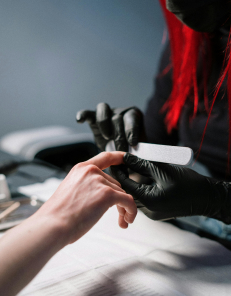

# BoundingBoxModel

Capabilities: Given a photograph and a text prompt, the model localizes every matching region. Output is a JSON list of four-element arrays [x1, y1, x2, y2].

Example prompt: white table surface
[[17, 206, 231, 296]]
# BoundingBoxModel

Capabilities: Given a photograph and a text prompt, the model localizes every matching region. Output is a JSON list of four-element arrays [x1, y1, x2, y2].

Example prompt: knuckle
[[75, 162, 84, 169], [102, 186, 113, 197], [75, 164, 98, 177], [70, 162, 83, 173], [85, 164, 98, 174], [94, 174, 105, 184], [96, 187, 114, 207]]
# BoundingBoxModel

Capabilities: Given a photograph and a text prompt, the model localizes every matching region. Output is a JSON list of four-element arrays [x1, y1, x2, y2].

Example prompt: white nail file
[[106, 140, 193, 166]]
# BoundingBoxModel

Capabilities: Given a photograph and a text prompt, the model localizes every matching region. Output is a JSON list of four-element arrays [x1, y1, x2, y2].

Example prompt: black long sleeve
[[144, 37, 231, 181], [144, 41, 179, 146]]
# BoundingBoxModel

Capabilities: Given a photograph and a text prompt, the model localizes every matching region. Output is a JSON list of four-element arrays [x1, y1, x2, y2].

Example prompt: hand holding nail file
[[106, 140, 193, 165]]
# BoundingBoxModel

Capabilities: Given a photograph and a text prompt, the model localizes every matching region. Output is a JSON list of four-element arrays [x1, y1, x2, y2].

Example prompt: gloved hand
[[110, 153, 231, 224], [76, 103, 145, 151]]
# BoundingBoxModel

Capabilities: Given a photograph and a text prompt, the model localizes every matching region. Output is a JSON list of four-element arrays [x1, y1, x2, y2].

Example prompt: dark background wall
[[0, 0, 164, 138]]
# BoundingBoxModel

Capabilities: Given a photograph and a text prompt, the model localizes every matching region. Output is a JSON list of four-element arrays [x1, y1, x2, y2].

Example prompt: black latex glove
[[76, 103, 144, 151], [110, 153, 231, 224]]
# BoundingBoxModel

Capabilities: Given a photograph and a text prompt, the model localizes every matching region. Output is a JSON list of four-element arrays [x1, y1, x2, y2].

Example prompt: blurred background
[[0, 0, 164, 138]]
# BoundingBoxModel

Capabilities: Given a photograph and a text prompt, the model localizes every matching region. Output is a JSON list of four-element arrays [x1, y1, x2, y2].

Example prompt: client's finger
[[117, 205, 126, 216], [82, 163, 122, 188], [85, 151, 125, 170], [103, 179, 125, 193], [100, 169, 122, 188], [117, 205, 128, 228], [111, 192, 137, 224], [118, 214, 128, 229]]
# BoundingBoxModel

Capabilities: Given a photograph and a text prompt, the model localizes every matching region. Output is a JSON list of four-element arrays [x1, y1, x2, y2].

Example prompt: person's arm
[[0, 151, 137, 296]]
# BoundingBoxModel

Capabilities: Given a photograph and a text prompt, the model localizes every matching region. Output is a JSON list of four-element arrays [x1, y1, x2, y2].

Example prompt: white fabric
[[18, 207, 231, 296], [18, 178, 63, 202]]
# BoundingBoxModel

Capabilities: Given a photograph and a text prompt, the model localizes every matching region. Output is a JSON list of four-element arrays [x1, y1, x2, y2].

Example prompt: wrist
[[0, 208, 68, 296], [32, 208, 69, 250]]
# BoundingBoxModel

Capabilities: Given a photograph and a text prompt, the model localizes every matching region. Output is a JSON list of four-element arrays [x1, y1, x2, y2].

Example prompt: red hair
[[159, 0, 231, 168]]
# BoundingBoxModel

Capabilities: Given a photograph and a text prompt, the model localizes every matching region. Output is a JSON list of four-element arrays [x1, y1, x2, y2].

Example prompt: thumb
[[110, 165, 140, 196], [110, 165, 154, 210], [123, 153, 153, 179]]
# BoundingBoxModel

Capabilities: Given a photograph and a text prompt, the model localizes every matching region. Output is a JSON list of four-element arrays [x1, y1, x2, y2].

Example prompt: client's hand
[[38, 151, 137, 244], [110, 153, 231, 224], [76, 103, 145, 151], [0, 151, 137, 296]]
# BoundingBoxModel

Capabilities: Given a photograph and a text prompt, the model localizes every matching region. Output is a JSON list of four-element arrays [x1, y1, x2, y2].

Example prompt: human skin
[[0, 151, 137, 296]]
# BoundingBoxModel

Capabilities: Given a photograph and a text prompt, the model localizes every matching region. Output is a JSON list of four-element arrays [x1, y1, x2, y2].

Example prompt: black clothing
[[144, 31, 230, 181], [166, 0, 231, 32]]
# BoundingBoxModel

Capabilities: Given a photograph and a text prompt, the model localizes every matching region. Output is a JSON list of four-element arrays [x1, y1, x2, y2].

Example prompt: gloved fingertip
[[123, 152, 137, 163], [109, 165, 128, 180], [97, 102, 110, 109], [96, 102, 112, 120], [123, 152, 129, 161], [76, 111, 84, 123]]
